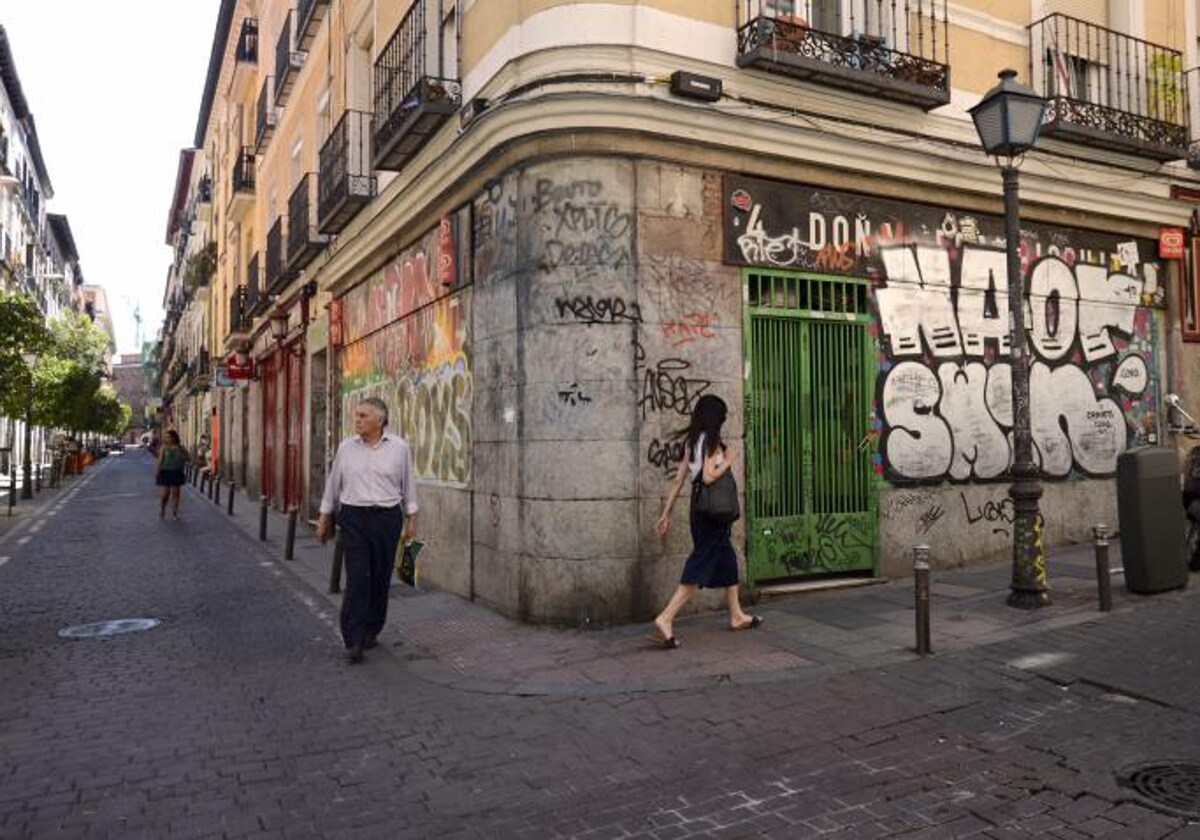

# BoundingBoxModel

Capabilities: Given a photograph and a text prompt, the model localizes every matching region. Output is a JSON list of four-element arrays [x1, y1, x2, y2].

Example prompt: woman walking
[[652, 394, 761, 648], [155, 430, 189, 519]]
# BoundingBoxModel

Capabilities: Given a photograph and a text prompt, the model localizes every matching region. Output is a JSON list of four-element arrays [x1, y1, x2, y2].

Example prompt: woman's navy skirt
[[679, 490, 739, 589]]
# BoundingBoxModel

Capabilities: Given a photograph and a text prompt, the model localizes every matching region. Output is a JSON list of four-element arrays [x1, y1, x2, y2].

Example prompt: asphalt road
[[1, 452, 1199, 838]]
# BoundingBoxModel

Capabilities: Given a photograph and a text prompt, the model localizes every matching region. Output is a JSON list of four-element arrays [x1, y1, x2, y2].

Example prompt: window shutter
[[1044, 0, 1109, 26]]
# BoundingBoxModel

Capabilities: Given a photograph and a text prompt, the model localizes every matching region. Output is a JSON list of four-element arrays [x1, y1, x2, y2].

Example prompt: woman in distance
[[652, 394, 761, 648], [155, 430, 189, 520]]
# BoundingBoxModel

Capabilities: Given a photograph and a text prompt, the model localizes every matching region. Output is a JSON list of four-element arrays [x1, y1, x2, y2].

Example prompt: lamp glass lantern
[[968, 69, 1047, 161], [269, 309, 289, 343]]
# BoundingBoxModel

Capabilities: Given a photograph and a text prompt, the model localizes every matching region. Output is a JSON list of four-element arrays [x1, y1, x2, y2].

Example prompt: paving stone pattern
[[1, 452, 1198, 837]]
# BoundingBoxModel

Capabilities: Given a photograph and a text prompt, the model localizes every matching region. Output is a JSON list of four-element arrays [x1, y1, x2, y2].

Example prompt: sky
[[3, 1, 219, 355]]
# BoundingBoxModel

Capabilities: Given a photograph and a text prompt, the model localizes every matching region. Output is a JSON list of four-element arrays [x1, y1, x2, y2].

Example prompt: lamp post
[[969, 69, 1051, 609], [20, 351, 39, 500]]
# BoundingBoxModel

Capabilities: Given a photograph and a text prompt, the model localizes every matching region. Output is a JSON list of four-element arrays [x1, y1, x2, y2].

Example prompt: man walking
[[317, 397, 418, 663]]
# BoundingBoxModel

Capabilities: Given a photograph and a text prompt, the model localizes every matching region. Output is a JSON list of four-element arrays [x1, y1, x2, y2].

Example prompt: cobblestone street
[[2, 452, 1199, 838]]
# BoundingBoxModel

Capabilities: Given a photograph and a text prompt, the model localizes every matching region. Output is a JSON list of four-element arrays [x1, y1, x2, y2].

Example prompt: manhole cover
[[1117, 761, 1200, 818], [58, 619, 161, 639]]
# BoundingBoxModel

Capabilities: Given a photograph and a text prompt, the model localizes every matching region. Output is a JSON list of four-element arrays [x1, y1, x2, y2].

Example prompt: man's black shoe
[[346, 645, 364, 664]]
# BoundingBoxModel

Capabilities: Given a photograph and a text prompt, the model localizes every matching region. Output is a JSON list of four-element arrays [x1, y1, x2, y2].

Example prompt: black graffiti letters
[[647, 438, 686, 473], [557, 383, 592, 406], [555, 296, 643, 326], [960, 491, 1014, 535], [638, 357, 712, 419]]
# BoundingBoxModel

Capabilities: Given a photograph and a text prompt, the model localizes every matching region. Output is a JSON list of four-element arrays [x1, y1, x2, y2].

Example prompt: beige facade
[[162, 0, 1200, 624]]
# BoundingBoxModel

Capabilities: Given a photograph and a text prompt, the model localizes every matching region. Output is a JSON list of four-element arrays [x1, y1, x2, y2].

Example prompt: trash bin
[[1116, 447, 1189, 594]]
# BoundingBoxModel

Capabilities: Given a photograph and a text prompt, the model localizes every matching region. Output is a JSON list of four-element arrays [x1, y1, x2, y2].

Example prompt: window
[[1184, 239, 1200, 342]]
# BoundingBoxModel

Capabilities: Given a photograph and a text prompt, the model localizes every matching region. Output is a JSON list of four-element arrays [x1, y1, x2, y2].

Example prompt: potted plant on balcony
[[184, 241, 217, 292]]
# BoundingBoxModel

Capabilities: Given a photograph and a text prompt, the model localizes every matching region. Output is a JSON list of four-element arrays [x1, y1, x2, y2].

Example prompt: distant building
[[111, 353, 148, 443], [79, 284, 117, 356]]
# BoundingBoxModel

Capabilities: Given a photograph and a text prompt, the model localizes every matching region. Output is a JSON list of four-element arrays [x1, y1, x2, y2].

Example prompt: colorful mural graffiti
[[339, 224, 472, 486], [725, 175, 1162, 483]]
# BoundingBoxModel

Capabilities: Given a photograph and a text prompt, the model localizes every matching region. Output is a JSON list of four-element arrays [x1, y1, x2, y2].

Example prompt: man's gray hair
[[359, 397, 389, 427]]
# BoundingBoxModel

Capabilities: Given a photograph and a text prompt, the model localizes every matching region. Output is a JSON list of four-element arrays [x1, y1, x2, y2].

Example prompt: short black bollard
[[259, 496, 269, 541], [209, 474, 216, 501], [284, 507, 298, 561], [914, 544, 931, 656], [7, 465, 14, 516], [192, 465, 199, 487], [226, 481, 235, 515], [1093, 523, 1112, 612], [214, 477, 222, 507], [329, 531, 344, 594], [35, 463, 41, 494]]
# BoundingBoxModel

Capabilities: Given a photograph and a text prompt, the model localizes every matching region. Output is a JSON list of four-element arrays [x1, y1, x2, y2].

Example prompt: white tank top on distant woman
[[688, 433, 724, 480]]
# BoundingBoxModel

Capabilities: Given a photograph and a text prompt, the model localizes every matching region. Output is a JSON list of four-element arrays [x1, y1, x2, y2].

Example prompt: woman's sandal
[[647, 631, 680, 649], [732, 615, 763, 632]]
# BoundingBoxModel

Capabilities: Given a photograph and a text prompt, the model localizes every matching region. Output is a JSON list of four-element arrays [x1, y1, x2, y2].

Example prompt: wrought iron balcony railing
[[246, 251, 269, 317], [236, 18, 258, 63], [275, 10, 306, 107], [736, 0, 950, 110], [231, 147, 256, 196], [1030, 14, 1188, 161], [285, 174, 329, 275], [297, 0, 329, 50], [373, 0, 461, 171], [197, 175, 212, 204], [230, 286, 250, 335], [256, 77, 278, 153], [265, 217, 290, 296], [318, 110, 377, 234]]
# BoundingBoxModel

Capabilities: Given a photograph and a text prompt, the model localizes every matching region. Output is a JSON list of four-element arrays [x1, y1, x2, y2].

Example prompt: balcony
[[256, 77, 278, 153], [0, 132, 9, 175], [230, 147, 255, 217], [229, 286, 251, 335], [196, 175, 212, 220], [274, 10, 306, 108], [318, 110, 376, 234], [297, 0, 329, 50], [187, 349, 212, 394], [265, 217, 292, 296], [736, 0, 950, 111], [1030, 14, 1188, 161], [373, 0, 461, 171], [232, 18, 259, 97], [286, 174, 329, 275], [246, 251, 269, 317]]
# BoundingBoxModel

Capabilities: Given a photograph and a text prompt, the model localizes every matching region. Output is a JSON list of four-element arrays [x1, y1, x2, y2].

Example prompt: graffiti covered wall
[[338, 220, 472, 487], [725, 175, 1163, 484]]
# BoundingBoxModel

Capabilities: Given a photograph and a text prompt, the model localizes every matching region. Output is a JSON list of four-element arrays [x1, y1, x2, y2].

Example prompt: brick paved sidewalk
[[199, 475, 1196, 697]]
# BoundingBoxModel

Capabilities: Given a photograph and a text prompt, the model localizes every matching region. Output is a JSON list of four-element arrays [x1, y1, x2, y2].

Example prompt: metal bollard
[[214, 478, 222, 506], [35, 463, 41, 494], [226, 481, 235, 515], [329, 531, 344, 594], [7, 465, 14, 516], [259, 496, 269, 541], [192, 465, 199, 487], [284, 507, 298, 561], [1093, 523, 1112, 612], [914, 544, 931, 656]]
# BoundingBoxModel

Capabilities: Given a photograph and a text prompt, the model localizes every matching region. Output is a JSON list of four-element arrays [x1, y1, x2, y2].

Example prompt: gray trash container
[[1116, 447, 1189, 594]]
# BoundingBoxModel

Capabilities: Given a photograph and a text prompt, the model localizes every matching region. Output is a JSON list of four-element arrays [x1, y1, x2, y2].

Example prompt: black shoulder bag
[[694, 469, 740, 524]]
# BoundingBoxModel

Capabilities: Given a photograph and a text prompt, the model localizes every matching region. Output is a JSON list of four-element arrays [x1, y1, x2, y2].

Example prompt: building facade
[[162, 0, 1200, 624]]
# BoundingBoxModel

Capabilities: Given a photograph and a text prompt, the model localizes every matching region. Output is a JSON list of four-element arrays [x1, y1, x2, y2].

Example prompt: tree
[[0, 290, 50, 418], [47, 312, 112, 374]]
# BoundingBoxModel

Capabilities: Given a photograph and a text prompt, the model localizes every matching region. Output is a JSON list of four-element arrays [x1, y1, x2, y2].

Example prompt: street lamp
[[969, 69, 1050, 609], [20, 351, 39, 500]]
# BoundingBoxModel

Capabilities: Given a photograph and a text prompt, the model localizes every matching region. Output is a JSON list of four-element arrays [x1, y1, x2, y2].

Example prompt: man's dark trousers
[[336, 505, 404, 649]]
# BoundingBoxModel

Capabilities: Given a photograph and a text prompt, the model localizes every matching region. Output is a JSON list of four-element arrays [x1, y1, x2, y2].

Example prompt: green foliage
[[184, 241, 217, 291], [48, 311, 112, 373], [0, 290, 50, 416]]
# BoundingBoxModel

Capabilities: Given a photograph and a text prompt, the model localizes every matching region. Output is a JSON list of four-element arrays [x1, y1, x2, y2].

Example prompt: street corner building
[[157, 0, 1200, 625]]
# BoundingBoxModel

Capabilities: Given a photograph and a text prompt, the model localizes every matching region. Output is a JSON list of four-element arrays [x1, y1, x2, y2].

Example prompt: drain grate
[[58, 619, 161, 639], [1117, 761, 1200, 818]]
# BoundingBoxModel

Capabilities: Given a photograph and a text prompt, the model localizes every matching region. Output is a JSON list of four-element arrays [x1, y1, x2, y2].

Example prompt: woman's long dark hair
[[677, 394, 727, 458], [165, 430, 181, 446]]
